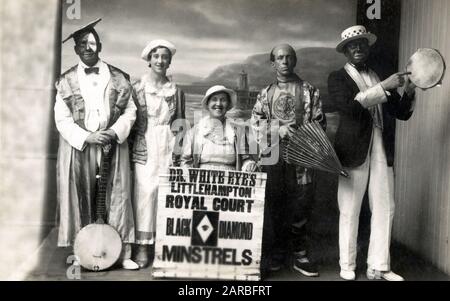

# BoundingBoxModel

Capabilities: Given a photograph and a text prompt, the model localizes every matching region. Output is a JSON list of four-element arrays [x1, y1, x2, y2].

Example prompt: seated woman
[[181, 85, 256, 172]]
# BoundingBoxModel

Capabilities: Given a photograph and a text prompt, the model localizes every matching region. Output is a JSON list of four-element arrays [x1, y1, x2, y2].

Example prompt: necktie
[[84, 67, 99, 75]]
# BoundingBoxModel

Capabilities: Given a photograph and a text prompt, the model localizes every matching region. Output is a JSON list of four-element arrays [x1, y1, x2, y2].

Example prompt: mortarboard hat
[[62, 18, 102, 44]]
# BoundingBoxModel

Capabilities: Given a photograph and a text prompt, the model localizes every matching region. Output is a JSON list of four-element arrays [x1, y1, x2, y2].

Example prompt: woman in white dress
[[181, 85, 256, 172], [130, 40, 185, 268]]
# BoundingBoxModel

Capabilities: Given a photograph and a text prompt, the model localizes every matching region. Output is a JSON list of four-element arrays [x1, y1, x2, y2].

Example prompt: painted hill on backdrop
[[196, 47, 346, 112], [171, 73, 204, 85]]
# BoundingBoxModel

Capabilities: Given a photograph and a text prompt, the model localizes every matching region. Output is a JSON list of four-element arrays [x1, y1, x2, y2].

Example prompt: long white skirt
[[133, 125, 174, 244]]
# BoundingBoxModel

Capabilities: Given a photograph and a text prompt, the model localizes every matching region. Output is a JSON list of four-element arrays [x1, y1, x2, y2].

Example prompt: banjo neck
[[95, 143, 115, 224], [73, 141, 122, 272]]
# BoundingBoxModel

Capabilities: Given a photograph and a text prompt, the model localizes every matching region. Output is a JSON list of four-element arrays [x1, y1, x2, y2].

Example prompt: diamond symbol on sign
[[196, 215, 214, 243]]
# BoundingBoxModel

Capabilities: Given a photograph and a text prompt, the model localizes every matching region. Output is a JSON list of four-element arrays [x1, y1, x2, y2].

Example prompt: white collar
[[197, 116, 236, 144], [76, 59, 110, 92], [141, 73, 176, 97], [77, 59, 109, 79], [78, 59, 103, 69]]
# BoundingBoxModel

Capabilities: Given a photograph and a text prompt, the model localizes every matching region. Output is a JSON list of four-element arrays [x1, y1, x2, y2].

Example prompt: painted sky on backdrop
[[61, 0, 357, 79]]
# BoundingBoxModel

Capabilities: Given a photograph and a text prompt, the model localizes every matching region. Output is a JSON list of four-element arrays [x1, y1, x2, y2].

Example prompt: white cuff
[[73, 131, 90, 151], [355, 83, 388, 108], [241, 160, 256, 172], [109, 124, 126, 144]]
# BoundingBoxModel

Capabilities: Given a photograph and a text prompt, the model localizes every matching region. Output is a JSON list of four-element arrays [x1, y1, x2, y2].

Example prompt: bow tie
[[354, 64, 369, 72], [84, 67, 99, 75]]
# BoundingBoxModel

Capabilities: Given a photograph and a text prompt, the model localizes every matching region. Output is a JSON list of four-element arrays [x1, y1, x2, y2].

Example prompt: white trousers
[[338, 127, 395, 271]]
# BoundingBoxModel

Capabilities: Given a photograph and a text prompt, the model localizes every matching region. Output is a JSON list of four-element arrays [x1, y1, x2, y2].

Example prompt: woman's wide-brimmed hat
[[336, 25, 377, 53], [141, 39, 176, 61], [201, 85, 237, 110]]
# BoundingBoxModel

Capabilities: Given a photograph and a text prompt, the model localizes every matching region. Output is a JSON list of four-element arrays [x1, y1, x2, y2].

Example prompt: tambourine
[[406, 48, 446, 90]]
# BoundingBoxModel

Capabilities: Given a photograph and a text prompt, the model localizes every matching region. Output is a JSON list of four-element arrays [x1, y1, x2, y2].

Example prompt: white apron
[[133, 81, 176, 244]]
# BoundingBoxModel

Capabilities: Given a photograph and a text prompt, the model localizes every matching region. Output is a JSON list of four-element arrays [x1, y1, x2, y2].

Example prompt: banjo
[[73, 143, 122, 271], [406, 48, 446, 90]]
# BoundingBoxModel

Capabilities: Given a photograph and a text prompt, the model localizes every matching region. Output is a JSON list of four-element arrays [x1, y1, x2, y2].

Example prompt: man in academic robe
[[54, 19, 139, 269]]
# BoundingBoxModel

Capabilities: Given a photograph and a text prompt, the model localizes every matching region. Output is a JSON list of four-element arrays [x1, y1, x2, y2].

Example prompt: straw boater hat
[[336, 25, 377, 53], [201, 85, 237, 110], [141, 39, 176, 61]]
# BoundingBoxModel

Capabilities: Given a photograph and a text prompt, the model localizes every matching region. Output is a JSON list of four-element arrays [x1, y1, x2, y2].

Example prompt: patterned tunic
[[251, 77, 326, 184]]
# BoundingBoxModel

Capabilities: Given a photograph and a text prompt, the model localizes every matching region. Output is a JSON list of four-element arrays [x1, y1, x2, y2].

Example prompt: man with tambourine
[[328, 25, 417, 281]]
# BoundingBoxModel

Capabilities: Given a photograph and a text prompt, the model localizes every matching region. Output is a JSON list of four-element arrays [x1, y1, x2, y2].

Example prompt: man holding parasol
[[328, 25, 417, 281], [251, 44, 326, 277]]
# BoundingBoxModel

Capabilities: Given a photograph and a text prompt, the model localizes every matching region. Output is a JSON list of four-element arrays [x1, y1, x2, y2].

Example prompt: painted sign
[[152, 167, 267, 280]]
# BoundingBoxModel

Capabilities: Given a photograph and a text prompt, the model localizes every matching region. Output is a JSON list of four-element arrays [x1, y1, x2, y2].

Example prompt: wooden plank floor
[[22, 227, 449, 281]]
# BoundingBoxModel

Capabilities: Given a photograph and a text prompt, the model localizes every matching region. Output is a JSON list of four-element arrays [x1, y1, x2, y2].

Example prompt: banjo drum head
[[406, 48, 446, 89], [74, 223, 122, 271]]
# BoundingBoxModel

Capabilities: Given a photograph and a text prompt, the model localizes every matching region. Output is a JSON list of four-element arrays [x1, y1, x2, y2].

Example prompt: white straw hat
[[336, 25, 377, 53], [141, 39, 176, 61], [201, 85, 237, 110]]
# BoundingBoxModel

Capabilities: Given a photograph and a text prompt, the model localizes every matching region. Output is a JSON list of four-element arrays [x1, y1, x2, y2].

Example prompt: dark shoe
[[293, 254, 319, 277], [134, 245, 149, 268], [268, 257, 283, 272], [136, 259, 149, 269]]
